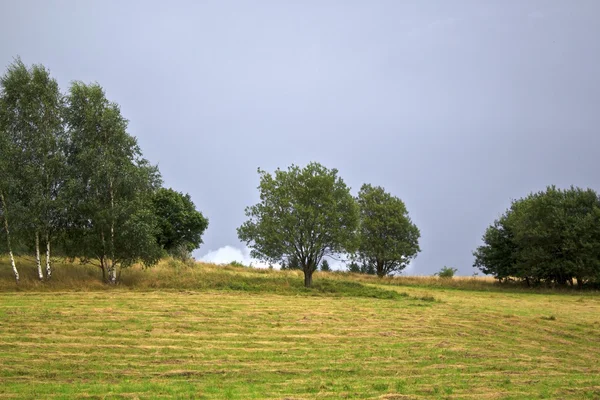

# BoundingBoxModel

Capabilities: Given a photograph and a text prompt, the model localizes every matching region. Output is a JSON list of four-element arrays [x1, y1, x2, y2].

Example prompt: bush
[[228, 261, 245, 268], [436, 266, 457, 278]]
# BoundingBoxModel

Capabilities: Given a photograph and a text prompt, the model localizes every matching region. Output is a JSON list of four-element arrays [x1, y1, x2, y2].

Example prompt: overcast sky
[[1, 0, 599, 274]]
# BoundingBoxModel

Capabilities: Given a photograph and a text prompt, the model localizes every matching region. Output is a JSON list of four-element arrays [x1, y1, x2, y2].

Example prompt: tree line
[[3, 59, 599, 290], [0, 58, 208, 283], [474, 186, 600, 288]]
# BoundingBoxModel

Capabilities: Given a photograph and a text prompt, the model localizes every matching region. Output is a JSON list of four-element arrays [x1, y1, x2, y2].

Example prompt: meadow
[[0, 259, 599, 399]]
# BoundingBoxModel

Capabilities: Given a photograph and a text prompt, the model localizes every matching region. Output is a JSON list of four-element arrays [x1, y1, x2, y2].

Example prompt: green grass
[[0, 259, 599, 399]]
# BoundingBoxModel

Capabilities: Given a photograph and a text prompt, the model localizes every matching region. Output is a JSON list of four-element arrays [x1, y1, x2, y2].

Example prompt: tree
[[152, 188, 209, 259], [64, 82, 162, 283], [320, 259, 331, 272], [347, 262, 361, 273], [237, 162, 359, 287], [0, 58, 65, 280], [435, 266, 458, 278], [474, 186, 600, 287], [356, 184, 420, 277], [473, 216, 519, 282]]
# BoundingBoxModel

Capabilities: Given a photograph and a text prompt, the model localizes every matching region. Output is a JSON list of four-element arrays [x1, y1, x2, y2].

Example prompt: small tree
[[152, 187, 209, 258], [347, 262, 361, 273], [320, 259, 331, 272], [356, 184, 420, 277], [238, 163, 359, 287], [436, 266, 457, 278]]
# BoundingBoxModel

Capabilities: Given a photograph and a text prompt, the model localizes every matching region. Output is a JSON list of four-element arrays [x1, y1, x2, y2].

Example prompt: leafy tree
[[473, 216, 519, 282], [347, 262, 361, 273], [359, 260, 376, 275], [152, 188, 209, 258], [0, 81, 18, 281], [356, 184, 420, 277], [0, 58, 65, 280], [237, 162, 359, 287], [64, 82, 162, 283], [320, 259, 331, 272], [435, 266, 458, 278], [474, 186, 600, 287]]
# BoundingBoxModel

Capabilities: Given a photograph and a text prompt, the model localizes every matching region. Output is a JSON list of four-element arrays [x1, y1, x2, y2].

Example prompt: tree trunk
[[303, 269, 313, 288], [101, 261, 107, 283], [1, 192, 19, 283], [45, 233, 52, 280], [109, 262, 117, 284], [576, 276, 584, 290], [376, 259, 385, 278], [109, 179, 116, 284], [35, 231, 43, 280]]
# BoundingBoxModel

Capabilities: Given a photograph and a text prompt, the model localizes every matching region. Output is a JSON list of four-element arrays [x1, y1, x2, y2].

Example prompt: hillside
[[0, 259, 599, 399]]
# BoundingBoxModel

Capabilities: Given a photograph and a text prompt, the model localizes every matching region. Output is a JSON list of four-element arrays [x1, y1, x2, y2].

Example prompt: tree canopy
[[152, 187, 209, 257], [474, 186, 600, 287], [64, 82, 163, 283], [237, 162, 358, 287], [0, 58, 209, 284], [356, 184, 420, 277]]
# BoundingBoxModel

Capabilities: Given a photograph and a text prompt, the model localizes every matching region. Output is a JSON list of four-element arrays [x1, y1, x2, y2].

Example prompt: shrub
[[436, 266, 457, 278], [228, 261, 245, 268]]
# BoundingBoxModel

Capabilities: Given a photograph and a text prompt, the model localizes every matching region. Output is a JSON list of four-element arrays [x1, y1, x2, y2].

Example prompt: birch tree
[[0, 59, 65, 280], [64, 82, 162, 283]]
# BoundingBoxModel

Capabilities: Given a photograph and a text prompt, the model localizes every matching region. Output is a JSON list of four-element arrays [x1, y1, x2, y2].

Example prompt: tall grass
[[1, 257, 594, 296], [0, 258, 406, 300]]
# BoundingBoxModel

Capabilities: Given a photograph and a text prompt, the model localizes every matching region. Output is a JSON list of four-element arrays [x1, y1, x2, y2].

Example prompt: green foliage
[[64, 82, 162, 282], [474, 186, 600, 287], [0, 57, 67, 282], [356, 184, 420, 277], [436, 266, 458, 278], [237, 162, 359, 287], [229, 261, 245, 268], [152, 187, 208, 256], [320, 259, 331, 272], [360, 261, 376, 275], [347, 262, 361, 273]]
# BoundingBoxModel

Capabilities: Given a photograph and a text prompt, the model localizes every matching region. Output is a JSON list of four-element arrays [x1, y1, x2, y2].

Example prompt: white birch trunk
[[1, 192, 19, 283], [35, 232, 43, 280], [8, 250, 19, 282], [109, 262, 117, 284], [109, 179, 116, 284], [45, 233, 52, 280]]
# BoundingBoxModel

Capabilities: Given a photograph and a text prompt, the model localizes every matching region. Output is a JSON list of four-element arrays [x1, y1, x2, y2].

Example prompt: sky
[[1, 0, 599, 275]]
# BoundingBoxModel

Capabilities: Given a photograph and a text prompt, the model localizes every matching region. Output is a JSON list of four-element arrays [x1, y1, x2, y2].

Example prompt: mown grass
[[0, 258, 599, 399]]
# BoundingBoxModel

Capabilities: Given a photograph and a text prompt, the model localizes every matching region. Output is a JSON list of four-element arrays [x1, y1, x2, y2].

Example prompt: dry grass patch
[[0, 258, 599, 398]]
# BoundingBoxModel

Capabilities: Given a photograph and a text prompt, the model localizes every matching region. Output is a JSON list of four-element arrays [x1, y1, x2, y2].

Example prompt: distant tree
[[64, 82, 162, 283], [435, 266, 458, 278], [347, 262, 361, 273], [152, 188, 209, 259], [320, 259, 331, 272], [237, 163, 359, 287], [356, 184, 420, 277], [359, 260, 376, 275], [474, 186, 600, 287], [0, 58, 66, 280]]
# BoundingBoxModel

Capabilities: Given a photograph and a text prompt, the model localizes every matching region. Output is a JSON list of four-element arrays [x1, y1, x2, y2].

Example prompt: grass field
[[0, 259, 599, 399]]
